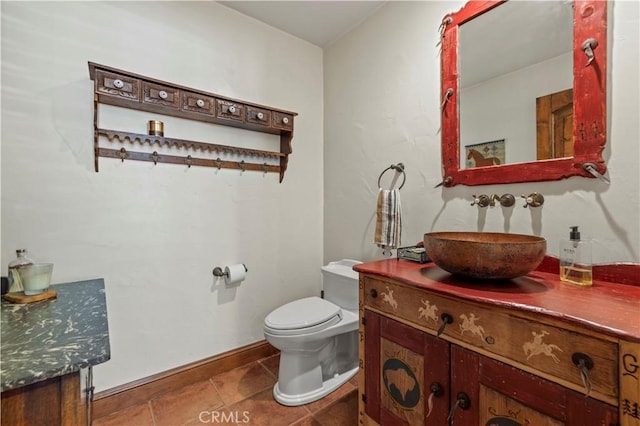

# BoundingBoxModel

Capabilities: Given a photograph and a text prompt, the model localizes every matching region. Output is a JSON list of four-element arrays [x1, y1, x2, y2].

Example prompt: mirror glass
[[459, 1, 573, 168], [439, 0, 607, 187]]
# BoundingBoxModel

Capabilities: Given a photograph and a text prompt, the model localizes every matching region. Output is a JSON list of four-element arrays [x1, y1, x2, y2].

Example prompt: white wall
[[324, 1, 639, 264], [1, 2, 324, 392]]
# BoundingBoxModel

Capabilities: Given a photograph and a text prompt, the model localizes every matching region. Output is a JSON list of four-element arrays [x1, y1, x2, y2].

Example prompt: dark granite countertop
[[1, 279, 110, 392]]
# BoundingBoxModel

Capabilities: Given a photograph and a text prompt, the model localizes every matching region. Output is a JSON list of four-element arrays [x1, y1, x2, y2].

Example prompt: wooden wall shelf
[[88, 62, 297, 182]]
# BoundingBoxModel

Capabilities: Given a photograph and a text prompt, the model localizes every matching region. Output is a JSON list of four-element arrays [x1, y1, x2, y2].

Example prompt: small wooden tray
[[3, 290, 57, 304]]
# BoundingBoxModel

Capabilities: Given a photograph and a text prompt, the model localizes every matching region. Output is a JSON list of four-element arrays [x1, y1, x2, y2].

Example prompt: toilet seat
[[264, 297, 342, 336]]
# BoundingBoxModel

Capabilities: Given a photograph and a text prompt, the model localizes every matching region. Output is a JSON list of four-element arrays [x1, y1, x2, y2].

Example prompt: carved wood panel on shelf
[[88, 62, 297, 182]]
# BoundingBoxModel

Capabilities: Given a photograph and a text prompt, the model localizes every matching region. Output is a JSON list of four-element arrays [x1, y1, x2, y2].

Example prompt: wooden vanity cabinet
[[364, 311, 450, 425], [356, 262, 638, 426], [451, 345, 618, 426], [363, 311, 617, 425]]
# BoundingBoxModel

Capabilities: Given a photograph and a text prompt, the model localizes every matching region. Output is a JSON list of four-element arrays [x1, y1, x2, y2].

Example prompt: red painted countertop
[[354, 259, 640, 342]]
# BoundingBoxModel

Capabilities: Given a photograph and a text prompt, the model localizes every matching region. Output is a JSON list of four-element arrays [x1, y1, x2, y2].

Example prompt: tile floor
[[93, 353, 358, 426]]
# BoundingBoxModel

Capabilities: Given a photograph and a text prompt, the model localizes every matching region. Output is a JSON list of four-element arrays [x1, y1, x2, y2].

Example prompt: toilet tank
[[321, 259, 362, 311]]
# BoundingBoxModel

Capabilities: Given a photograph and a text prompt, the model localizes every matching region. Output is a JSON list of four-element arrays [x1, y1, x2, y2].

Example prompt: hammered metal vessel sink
[[423, 232, 547, 279]]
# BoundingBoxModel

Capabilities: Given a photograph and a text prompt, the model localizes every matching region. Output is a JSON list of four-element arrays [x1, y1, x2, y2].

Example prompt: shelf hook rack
[[88, 62, 297, 182]]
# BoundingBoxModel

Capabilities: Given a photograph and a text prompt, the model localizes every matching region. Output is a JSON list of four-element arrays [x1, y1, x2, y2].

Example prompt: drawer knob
[[447, 392, 471, 421], [369, 289, 378, 298], [228, 105, 237, 114], [256, 112, 265, 121], [158, 90, 168, 100], [282, 116, 290, 125], [437, 313, 453, 337], [113, 79, 124, 89], [572, 352, 594, 397], [427, 382, 444, 418], [196, 99, 205, 108]]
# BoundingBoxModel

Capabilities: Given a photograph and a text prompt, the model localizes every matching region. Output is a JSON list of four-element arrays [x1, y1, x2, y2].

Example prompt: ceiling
[[217, 1, 386, 47], [459, 0, 573, 87], [217, 1, 574, 85]]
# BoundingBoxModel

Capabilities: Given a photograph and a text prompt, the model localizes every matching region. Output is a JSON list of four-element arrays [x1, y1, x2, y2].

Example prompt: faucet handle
[[471, 194, 490, 208], [521, 192, 544, 208]]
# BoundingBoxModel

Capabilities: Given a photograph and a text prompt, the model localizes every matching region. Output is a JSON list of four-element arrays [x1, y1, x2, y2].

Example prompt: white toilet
[[263, 259, 361, 406]]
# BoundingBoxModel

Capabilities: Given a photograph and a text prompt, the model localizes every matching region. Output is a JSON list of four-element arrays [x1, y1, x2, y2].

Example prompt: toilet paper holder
[[212, 264, 248, 277]]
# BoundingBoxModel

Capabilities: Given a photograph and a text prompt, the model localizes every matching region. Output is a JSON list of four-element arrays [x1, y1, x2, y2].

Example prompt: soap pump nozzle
[[569, 226, 581, 241]]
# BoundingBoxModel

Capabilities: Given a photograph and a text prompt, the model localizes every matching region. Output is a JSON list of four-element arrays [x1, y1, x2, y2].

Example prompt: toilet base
[[272, 365, 358, 406]]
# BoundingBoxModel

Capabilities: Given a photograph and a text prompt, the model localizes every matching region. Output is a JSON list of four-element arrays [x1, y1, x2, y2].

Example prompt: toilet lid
[[265, 297, 342, 331]]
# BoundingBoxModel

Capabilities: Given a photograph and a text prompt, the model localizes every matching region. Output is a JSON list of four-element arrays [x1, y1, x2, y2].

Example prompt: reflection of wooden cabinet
[[536, 88, 574, 160], [356, 260, 640, 425]]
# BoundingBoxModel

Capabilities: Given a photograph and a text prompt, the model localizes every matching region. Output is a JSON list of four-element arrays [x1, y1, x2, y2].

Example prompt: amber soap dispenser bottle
[[559, 226, 593, 286]]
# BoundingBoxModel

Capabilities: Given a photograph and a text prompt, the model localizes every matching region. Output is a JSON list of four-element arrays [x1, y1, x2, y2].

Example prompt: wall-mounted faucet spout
[[490, 194, 515, 207]]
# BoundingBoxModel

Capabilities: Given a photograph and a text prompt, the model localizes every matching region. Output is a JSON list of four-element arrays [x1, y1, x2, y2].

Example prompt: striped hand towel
[[374, 188, 402, 250]]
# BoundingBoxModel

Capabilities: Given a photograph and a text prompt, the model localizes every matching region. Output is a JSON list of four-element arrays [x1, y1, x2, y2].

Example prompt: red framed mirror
[[439, 0, 607, 187]]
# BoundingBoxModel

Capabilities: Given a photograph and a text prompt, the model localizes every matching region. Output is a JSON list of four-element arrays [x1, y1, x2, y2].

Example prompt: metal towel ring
[[377, 163, 406, 190]]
